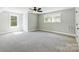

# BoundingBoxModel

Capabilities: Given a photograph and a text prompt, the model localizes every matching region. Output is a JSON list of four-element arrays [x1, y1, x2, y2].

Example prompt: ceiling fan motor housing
[[34, 7, 37, 11]]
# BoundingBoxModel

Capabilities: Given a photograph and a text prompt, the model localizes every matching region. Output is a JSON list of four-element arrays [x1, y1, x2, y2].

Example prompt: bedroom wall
[[0, 11, 9, 34], [0, 11, 23, 34], [22, 13, 28, 32], [28, 13, 38, 31], [38, 8, 75, 35]]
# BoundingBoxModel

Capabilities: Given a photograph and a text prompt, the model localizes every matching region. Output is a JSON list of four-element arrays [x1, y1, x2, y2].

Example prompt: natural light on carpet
[[13, 32, 23, 35]]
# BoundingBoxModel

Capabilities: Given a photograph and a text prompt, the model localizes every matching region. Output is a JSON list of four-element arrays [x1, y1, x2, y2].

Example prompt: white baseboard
[[39, 29, 75, 37], [0, 31, 17, 35], [75, 36, 79, 46], [0, 31, 21, 35]]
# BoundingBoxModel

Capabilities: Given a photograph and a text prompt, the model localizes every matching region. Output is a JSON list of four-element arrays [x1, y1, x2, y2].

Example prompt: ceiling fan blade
[[38, 8, 41, 10], [29, 8, 34, 11], [37, 8, 42, 12], [38, 11, 42, 12]]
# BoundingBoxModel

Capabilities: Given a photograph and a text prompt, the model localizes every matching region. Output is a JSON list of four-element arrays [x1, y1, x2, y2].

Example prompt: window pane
[[11, 16, 17, 27], [52, 14, 61, 23], [44, 16, 52, 23]]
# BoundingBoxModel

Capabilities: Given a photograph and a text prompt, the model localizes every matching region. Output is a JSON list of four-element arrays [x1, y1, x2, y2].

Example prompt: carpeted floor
[[0, 31, 79, 52]]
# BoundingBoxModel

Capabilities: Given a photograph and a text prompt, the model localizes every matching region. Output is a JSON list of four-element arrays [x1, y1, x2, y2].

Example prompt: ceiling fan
[[29, 7, 42, 12]]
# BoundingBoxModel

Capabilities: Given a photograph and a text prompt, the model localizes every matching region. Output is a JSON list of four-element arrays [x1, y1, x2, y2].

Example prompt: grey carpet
[[0, 31, 79, 52]]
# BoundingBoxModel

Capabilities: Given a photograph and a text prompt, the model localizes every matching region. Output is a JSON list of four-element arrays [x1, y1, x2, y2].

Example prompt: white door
[[76, 8, 79, 43]]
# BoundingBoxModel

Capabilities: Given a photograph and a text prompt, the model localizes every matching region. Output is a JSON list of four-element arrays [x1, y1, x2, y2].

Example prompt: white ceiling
[[0, 7, 74, 14], [0, 7, 29, 14], [41, 7, 73, 13]]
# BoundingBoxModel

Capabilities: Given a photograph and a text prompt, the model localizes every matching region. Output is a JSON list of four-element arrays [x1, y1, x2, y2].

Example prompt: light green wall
[[38, 8, 75, 35], [0, 11, 23, 34], [28, 13, 38, 31]]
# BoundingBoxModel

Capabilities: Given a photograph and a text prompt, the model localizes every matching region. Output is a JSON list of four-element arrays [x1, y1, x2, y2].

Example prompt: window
[[44, 16, 52, 23], [10, 16, 18, 28], [44, 13, 61, 23], [52, 15, 61, 23]]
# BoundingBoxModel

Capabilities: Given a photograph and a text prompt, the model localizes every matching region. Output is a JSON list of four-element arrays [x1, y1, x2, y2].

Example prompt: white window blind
[[44, 13, 61, 23]]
